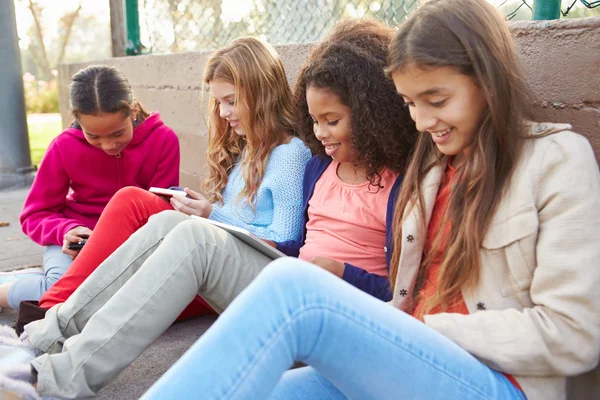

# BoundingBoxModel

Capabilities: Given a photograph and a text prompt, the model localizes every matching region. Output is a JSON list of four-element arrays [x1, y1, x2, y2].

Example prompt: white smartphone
[[148, 187, 188, 198]]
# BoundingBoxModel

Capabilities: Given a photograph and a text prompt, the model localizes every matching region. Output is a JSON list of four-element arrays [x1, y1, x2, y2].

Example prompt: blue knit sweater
[[209, 137, 312, 242], [276, 155, 402, 301]]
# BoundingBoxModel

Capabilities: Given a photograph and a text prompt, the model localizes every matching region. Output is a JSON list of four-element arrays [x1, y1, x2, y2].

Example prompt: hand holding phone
[[169, 187, 213, 218], [67, 238, 88, 250], [62, 226, 92, 259]]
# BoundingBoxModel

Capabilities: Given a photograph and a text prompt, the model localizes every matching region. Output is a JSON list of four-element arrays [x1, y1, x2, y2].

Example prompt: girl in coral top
[[0, 65, 179, 311], [140, 1, 600, 400]]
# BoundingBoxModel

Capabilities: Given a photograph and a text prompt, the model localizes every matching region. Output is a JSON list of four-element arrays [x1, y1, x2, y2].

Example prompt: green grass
[[28, 114, 62, 166]]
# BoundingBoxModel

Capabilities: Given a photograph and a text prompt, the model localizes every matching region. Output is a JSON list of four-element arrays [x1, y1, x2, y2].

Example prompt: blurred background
[[9, 0, 600, 167]]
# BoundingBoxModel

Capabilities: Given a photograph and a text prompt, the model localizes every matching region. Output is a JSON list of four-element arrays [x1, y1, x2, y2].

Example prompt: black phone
[[67, 237, 89, 250]]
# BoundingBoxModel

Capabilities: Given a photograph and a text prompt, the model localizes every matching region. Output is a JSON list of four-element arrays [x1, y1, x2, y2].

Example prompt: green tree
[[22, 0, 83, 80]]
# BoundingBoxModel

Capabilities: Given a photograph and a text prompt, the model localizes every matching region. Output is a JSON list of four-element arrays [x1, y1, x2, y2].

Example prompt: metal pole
[[0, 0, 35, 189], [533, 0, 561, 20], [125, 0, 143, 55], [110, 0, 127, 57]]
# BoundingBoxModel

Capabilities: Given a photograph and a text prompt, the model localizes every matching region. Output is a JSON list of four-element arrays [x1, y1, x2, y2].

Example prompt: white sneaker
[[0, 267, 44, 276], [0, 271, 44, 286]]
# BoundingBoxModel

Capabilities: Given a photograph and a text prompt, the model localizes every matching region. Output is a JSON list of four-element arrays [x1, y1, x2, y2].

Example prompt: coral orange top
[[412, 162, 522, 392]]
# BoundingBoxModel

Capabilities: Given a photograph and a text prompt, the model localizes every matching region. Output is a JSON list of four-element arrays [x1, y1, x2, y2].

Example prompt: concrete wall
[[57, 17, 600, 189], [57, 43, 315, 189], [511, 17, 600, 159]]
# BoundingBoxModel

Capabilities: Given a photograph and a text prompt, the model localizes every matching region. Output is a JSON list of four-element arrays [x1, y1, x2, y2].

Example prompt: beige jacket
[[390, 123, 600, 400]]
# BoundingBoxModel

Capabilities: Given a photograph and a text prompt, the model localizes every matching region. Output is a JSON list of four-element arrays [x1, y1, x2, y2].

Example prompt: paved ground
[[0, 188, 43, 272], [0, 187, 217, 399]]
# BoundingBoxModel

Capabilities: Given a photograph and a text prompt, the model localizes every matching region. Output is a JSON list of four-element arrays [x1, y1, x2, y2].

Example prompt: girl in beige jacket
[[140, 1, 600, 399]]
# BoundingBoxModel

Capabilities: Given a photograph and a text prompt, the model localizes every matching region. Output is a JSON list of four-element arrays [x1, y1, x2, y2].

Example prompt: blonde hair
[[387, 0, 533, 318], [201, 37, 296, 206]]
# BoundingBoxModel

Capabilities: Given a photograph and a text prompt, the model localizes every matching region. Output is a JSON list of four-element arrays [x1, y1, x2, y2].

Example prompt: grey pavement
[[0, 187, 217, 399], [0, 187, 43, 272]]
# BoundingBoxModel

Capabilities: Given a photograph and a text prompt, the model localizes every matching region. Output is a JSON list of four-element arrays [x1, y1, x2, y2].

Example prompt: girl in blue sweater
[[13, 36, 311, 331], [19, 20, 416, 399], [141, 1, 600, 399]]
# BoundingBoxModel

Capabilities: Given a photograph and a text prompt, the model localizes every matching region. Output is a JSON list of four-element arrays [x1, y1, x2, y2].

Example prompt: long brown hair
[[386, 0, 534, 317], [201, 37, 296, 206]]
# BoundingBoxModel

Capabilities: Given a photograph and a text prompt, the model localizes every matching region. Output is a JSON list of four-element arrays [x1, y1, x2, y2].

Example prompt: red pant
[[39, 186, 215, 320]]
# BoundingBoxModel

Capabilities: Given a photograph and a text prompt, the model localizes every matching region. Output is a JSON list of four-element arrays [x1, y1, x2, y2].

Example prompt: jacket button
[[383, 246, 387, 253], [406, 234, 414, 243], [399, 288, 408, 297], [477, 302, 486, 311]]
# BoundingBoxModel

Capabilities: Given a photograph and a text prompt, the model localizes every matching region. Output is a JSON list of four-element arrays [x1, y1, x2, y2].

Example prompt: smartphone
[[148, 187, 191, 198], [67, 238, 88, 250]]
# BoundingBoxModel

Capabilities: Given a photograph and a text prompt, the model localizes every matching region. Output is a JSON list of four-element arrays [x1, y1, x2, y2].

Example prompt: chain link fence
[[562, 0, 600, 16], [497, 0, 533, 20], [138, 0, 599, 54], [139, 0, 419, 54], [495, 0, 599, 20]]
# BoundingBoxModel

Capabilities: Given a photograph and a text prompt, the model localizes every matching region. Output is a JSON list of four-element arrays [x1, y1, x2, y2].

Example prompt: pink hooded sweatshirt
[[20, 113, 179, 246]]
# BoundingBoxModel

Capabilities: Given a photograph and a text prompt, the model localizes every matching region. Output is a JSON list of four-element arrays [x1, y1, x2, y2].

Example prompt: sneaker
[[0, 267, 43, 277], [0, 272, 43, 286]]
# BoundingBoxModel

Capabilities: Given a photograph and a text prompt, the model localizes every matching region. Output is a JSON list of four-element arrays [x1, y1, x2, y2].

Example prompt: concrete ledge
[[56, 17, 600, 188]]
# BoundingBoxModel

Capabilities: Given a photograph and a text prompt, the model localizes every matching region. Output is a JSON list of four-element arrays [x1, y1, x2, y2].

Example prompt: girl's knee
[[41, 272, 63, 289], [167, 218, 218, 245], [7, 275, 52, 309], [106, 186, 154, 217], [113, 186, 147, 200], [147, 209, 189, 227], [43, 260, 70, 286], [173, 216, 233, 237], [107, 186, 154, 212], [150, 218, 217, 258], [113, 187, 175, 224], [259, 258, 322, 287]]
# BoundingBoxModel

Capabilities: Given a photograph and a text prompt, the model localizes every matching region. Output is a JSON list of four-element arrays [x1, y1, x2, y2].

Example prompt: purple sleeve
[[342, 263, 392, 301], [275, 241, 301, 257]]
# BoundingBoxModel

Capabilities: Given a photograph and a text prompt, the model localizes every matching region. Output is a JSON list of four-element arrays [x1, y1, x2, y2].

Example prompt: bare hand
[[62, 226, 93, 259], [170, 187, 213, 218], [310, 257, 345, 278]]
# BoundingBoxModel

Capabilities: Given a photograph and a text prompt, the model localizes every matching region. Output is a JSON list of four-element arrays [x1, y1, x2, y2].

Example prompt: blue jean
[[142, 258, 526, 400], [8, 245, 72, 309]]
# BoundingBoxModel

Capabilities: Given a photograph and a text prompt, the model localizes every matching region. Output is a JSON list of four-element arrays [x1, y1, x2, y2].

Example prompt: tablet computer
[[191, 216, 286, 260]]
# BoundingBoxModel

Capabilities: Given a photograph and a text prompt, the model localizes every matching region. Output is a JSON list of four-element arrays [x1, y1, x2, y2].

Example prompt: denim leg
[[7, 246, 72, 309], [42, 245, 73, 287], [142, 259, 526, 400], [269, 367, 347, 400]]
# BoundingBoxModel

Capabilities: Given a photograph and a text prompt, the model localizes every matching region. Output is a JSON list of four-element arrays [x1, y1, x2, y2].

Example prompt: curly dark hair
[[293, 19, 416, 187]]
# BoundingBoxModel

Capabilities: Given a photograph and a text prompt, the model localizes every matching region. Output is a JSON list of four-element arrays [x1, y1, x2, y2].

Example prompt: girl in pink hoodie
[[0, 65, 179, 310]]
